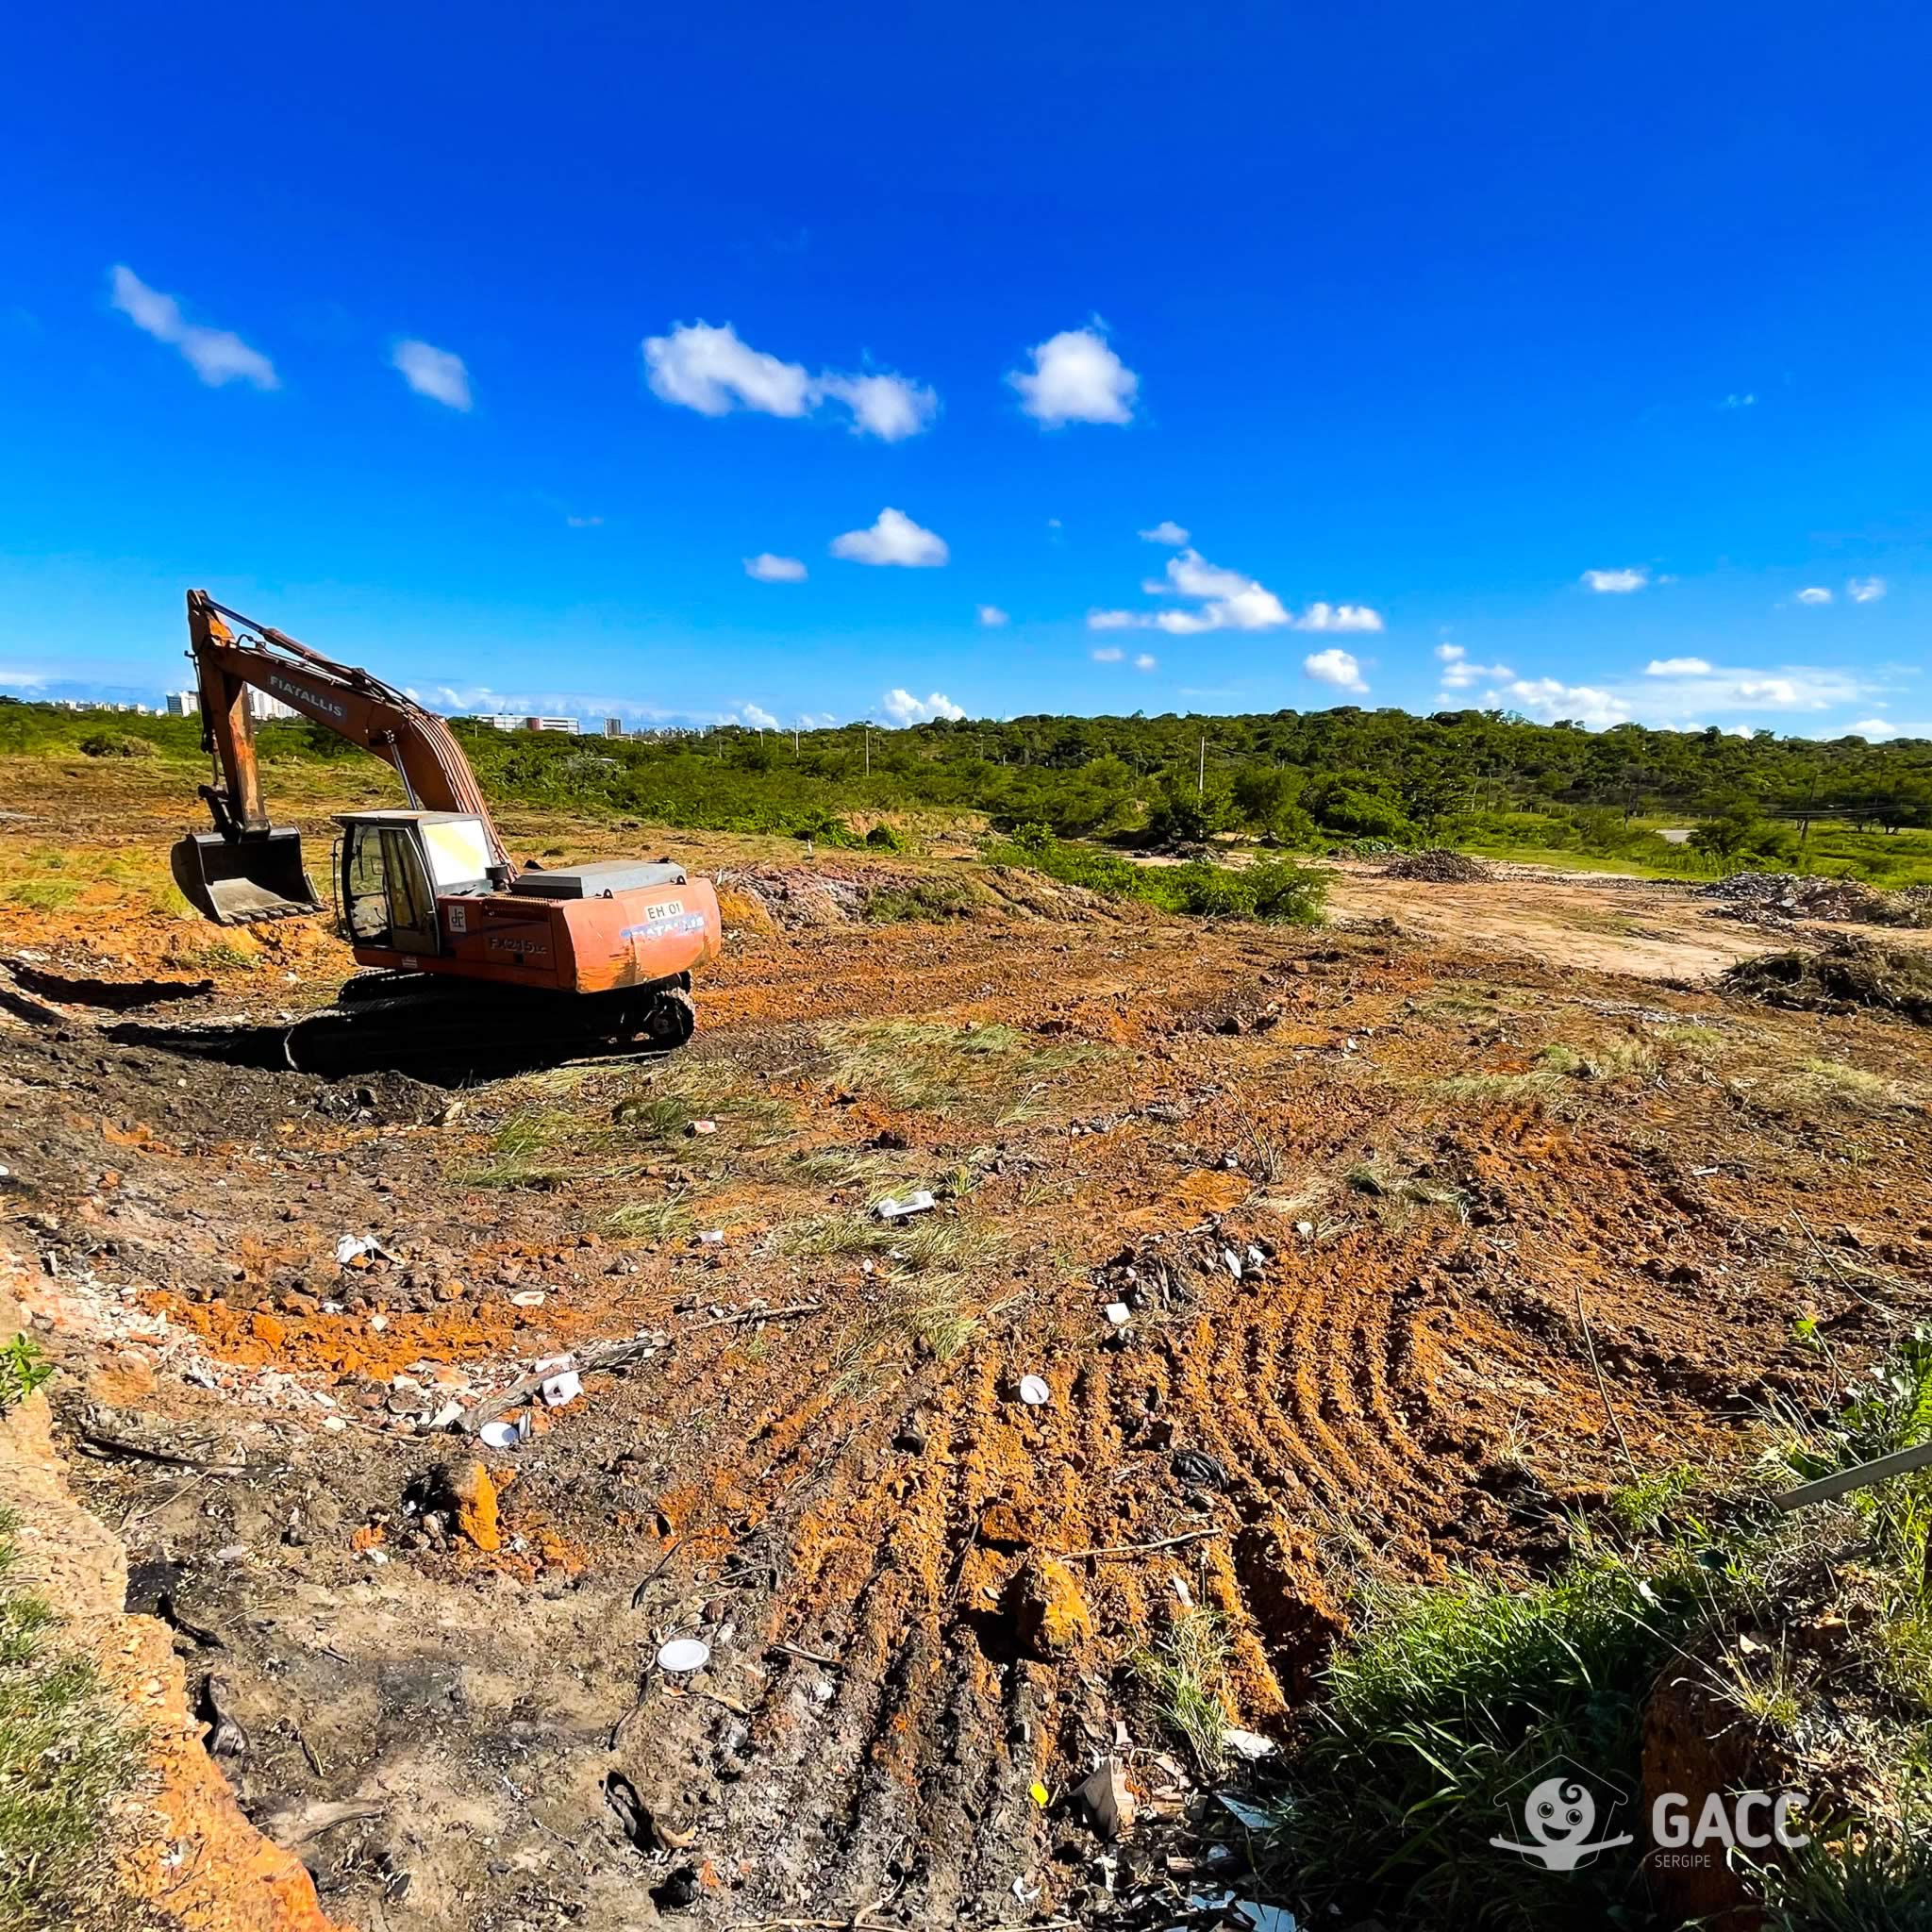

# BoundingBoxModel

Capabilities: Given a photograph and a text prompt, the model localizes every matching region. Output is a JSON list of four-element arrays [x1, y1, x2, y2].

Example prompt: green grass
[[1131, 1607, 1234, 1777], [773, 1206, 1004, 1273], [0, 1510, 145, 1931], [1268, 1325, 1932, 1930], [823, 1018, 1102, 1123]]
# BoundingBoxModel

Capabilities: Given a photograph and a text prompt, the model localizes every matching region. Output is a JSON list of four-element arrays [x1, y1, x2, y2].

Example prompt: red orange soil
[[3, 773, 1929, 1928]]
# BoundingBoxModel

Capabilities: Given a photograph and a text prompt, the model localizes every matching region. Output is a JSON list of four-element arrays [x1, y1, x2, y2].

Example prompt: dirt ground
[[5, 758, 1930, 1931]]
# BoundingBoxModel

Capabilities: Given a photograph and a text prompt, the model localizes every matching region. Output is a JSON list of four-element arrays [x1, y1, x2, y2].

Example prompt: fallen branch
[[75, 1425, 270, 1478], [767, 1639, 842, 1669], [1053, 1526, 1222, 1561], [1573, 1280, 1638, 1481], [689, 1300, 824, 1333]]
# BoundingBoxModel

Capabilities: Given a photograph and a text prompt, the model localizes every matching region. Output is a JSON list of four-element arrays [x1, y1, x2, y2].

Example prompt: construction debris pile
[[1697, 870, 1932, 928], [1722, 936, 1932, 1024], [1379, 849, 1494, 883]]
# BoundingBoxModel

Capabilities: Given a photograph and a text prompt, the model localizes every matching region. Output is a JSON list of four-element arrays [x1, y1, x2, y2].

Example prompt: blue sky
[[2, 2, 1927, 738]]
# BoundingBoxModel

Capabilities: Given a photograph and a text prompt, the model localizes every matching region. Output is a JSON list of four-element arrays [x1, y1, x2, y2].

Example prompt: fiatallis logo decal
[[267, 670, 349, 721]]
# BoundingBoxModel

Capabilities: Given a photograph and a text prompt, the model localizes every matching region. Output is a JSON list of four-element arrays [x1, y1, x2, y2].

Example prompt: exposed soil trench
[[5, 856, 1929, 1929]]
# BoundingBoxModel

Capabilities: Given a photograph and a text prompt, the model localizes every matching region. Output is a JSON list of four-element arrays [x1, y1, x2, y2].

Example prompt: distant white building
[[165, 691, 199, 717], [247, 690, 300, 723], [524, 716, 579, 735], [604, 717, 625, 739]]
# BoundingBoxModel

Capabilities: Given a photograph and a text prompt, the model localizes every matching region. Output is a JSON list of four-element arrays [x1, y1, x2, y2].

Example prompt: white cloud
[[797, 710, 838, 728], [814, 371, 938, 441], [1134, 652, 1158, 671], [879, 688, 967, 724], [1297, 602, 1385, 633], [643, 321, 812, 417], [1139, 520, 1189, 545], [1304, 648, 1368, 694], [738, 703, 781, 730], [1090, 546, 1380, 637], [1850, 717, 1897, 738], [1722, 392, 1757, 409], [108, 265, 277, 390], [830, 508, 948, 568], [1794, 587, 1833, 606], [1091, 645, 1124, 662], [1436, 642, 1512, 690], [1490, 677, 1630, 729], [641, 321, 937, 440], [1492, 660, 1877, 729], [564, 513, 603, 528], [1848, 575, 1887, 603], [1581, 567, 1650, 593], [391, 339, 472, 410], [1008, 325, 1138, 426], [976, 604, 1010, 627], [744, 553, 808, 582]]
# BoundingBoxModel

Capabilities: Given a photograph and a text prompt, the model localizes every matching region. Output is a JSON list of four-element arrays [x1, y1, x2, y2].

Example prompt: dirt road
[[4, 781, 1928, 1929]]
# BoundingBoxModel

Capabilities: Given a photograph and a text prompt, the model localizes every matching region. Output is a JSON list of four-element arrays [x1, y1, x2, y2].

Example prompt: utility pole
[[864, 727, 871, 777], [793, 727, 800, 755], [1197, 734, 1207, 796]]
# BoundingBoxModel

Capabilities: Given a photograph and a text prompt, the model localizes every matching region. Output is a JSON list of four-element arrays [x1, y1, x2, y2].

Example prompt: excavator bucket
[[170, 829, 322, 925]]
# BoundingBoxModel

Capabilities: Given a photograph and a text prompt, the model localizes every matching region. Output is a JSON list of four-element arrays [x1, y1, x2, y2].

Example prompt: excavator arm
[[175, 589, 515, 922]]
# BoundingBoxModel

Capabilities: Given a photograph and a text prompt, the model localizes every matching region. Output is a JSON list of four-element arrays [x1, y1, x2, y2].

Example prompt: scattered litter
[[508, 1290, 545, 1307], [687, 1119, 717, 1137], [1028, 1780, 1050, 1808], [426, 1402, 464, 1431], [658, 1637, 711, 1674], [1104, 1302, 1132, 1326], [1294, 1220, 1314, 1240], [334, 1234, 396, 1267], [1222, 1727, 1278, 1761], [1234, 1903, 1297, 1932], [1012, 1876, 1041, 1905], [811, 1678, 835, 1706], [874, 1190, 937, 1221], [1172, 1448, 1231, 1491], [697, 1229, 725, 1245], [477, 1419, 524, 1452], [1217, 1792, 1272, 1831], [541, 1370, 582, 1408], [1690, 1165, 1719, 1177], [1076, 1759, 1136, 1841], [1018, 1374, 1051, 1407]]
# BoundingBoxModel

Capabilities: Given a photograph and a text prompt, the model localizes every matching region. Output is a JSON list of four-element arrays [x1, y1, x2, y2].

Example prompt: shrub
[[76, 732, 155, 759]]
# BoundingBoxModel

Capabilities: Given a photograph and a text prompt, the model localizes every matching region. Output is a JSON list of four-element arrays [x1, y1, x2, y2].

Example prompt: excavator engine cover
[[170, 828, 322, 925]]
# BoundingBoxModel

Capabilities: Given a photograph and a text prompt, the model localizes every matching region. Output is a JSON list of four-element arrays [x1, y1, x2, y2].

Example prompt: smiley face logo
[[1491, 1763, 1634, 1870]]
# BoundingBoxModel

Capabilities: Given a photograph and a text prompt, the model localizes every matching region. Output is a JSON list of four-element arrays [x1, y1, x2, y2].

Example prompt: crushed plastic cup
[[658, 1637, 711, 1674], [1018, 1374, 1051, 1407]]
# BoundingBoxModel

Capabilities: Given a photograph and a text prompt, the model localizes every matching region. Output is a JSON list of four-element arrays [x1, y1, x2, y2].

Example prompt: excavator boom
[[174, 589, 512, 923]]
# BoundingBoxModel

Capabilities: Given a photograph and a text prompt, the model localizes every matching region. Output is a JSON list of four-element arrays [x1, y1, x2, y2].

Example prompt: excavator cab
[[336, 811, 495, 955], [170, 827, 321, 925]]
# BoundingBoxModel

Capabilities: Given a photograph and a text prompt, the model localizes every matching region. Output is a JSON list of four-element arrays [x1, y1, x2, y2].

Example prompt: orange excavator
[[170, 591, 721, 1074]]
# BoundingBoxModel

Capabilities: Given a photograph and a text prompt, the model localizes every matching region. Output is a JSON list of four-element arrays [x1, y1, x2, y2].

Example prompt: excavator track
[[284, 974, 694, 1079]]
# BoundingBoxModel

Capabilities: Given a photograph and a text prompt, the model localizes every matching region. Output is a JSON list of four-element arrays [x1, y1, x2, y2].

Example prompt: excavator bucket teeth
[[170, 829, 322, 925]]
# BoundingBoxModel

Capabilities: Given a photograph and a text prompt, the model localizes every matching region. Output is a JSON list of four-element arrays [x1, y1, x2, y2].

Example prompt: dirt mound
[[1722, 936, 1932, 1023], [0, 1280, 345, 1932], [1381, 849, 1494, 883], [1698, 870, 1930, 927]]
